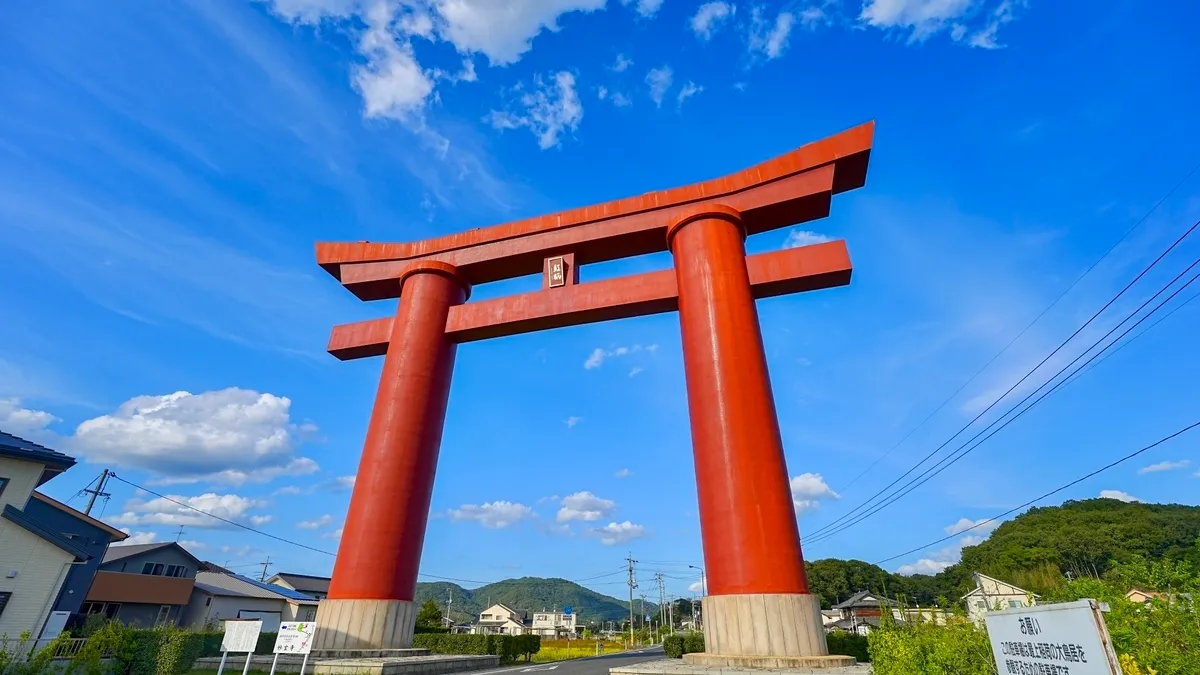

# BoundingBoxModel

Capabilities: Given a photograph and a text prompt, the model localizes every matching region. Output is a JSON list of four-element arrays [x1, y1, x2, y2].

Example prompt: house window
[[205, 598, 212, 607], [1008, 600, 1022, 608], [976, 601, 986, 610], [156, 605, 172, 626], [304, 609, 316, 621], [0, 591, 11, 619], [165, 565, 187, 578], [141, 562, 166, 576], [84, 602, 121, 618], [0, 477, 9, 500]]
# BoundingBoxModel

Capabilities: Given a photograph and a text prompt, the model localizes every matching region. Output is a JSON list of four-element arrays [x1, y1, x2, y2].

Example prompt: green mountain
[[414, 576, 654, 624], [803, 498, 1200, 608]]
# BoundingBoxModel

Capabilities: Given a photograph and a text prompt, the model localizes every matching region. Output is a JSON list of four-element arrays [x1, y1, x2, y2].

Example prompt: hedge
[[411, 634, 540, 663], [825, 632, 869, 663], [663, 632, 704, 658]]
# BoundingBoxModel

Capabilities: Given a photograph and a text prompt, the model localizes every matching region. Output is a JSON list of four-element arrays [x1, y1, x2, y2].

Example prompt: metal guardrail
[[0, 637, 89, 660]]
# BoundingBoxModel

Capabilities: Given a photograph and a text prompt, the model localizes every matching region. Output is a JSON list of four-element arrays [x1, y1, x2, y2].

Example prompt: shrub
[[868, 618, 996, 675], [411, 634, 540, 663], [682, 631, 705, 655], [663, 635, 684, 659], [127, 626, 205, 675], [825, 632, 869, 663]]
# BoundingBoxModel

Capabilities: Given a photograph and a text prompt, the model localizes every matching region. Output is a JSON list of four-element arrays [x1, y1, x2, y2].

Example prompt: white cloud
[[620, 0, 663, 19], [645, 66, 673, 108], [610, 53, 634, 72], [797, 5, 828, 27], [69, 388, 317, 485], [895, 534, 986, 575], [614, 468, 631, 478], [690, 2, 735, 40], [297, 514, 334, 529], [352, 2, 435, 120], [449, 501, 536, 528], [944, 517, 1002, 536], [584, 343, 658, 369], [790, 473, 840, 515], [322, 527, 344, 540], [336, 475, 356, 489], [1100, 489, 1140, 503], [676, 82, 703, 109], [592, 521, 645, 545], [688, 579, 707, 593], [274, 486, 304, 496], [557, 491, 617, 522], [1137, 460, 1190, 475], [107, 492, 269, 529], [249, 514, 274, 526], [629, 366, 645, 377], [782, 229, 833, 249], [113, 530, 159, 546], [859, 0, 1022, 46], [597, 86, 633, 107], [487, 71, 583, 150], [747, 7, 796, 60], [0, 398, 58, 435], [565, 416, 583, 428]]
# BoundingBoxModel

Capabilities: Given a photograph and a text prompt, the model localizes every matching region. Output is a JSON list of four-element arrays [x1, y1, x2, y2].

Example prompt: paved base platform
[[193, 652, 494, 675], [682, 654, 857, 669], [314, 655, 500, 675], [611, 657, 872, 675]]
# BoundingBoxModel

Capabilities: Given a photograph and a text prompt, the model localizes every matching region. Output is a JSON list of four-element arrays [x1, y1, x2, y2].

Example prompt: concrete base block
[[313, 655, 499, 675], [682, 654, 856, 668], [702, 594, 829, 658], [313, 598, 417, 650], [611, 658, 870, 675]]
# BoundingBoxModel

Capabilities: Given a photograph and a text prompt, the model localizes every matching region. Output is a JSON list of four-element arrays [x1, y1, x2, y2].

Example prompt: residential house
[[1125, 588, 1164, 604], [83, 542, 201, 627], [182, 572, 319, 632], [267, 572, 330, 601], [0, 431, 93, 640], [962, 573, 1038, 623], [820, 610, 840, 628], [828, 591, 899, 635], [23, 492, 128, 616], [530, 610, 576, 638], [470, 603, 529, 635]]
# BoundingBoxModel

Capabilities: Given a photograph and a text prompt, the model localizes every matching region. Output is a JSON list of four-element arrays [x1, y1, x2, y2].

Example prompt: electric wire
[[874, 420, 1200, 566], [806, 256, 1200, 546], [836, 159, 1200, 493], [805, 219, 1200, 542]]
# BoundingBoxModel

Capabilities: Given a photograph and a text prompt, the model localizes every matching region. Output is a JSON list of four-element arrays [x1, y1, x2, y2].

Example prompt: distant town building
[[829, 591, 899, 635], [84, 542, 202, 627], [470, 603, 529, 635], [267, 572, 331, 601], [962, 572, 1038, 623], [531, 610, 576, 638], [183, 571, 318, 631]]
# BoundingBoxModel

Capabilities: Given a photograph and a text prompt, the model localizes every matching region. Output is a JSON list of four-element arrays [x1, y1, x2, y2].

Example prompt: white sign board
[[984, 600, 1120, 675], [273, 622, 317, 654], [221, 619, 263, 653]]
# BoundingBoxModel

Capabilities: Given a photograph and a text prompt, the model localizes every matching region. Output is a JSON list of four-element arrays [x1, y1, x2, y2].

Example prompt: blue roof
[[234, 573, 319, 602]]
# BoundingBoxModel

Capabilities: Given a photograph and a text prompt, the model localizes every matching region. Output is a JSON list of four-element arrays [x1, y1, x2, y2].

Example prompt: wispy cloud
[[1137, 460, 1190, 474]]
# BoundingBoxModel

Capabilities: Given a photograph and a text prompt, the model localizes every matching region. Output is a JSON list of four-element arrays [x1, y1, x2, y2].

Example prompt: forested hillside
[[803, 498, 1200, 608], [414, 577, 652, 623]]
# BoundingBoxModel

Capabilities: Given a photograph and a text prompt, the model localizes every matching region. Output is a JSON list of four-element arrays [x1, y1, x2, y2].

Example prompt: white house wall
[[0, 457, 43, 511], [0, 519, 74, 639], [180, 593, 290, 631]]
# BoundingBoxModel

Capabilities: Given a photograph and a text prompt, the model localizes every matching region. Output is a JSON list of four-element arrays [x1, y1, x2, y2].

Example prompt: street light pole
[[688, 565, 706, 630]]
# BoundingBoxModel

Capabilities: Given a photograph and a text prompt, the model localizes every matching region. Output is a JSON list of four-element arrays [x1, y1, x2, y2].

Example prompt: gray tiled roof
[[195, 572, 318, 603]]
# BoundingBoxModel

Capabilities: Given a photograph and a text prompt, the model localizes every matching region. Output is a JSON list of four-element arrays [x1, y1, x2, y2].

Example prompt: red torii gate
[[314, 122, 873, 668]]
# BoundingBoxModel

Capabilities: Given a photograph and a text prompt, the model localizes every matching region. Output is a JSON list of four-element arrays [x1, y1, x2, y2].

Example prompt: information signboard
[[221, 619, 263, 653], [273, 622, 317, 655], [983, 600, 1120, 675]]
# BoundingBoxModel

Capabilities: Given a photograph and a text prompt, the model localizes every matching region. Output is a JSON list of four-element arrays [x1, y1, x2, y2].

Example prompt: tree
[[417, 598, 444, 629]]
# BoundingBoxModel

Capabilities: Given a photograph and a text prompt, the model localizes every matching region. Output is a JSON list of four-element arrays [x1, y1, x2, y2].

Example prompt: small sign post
[[215, 619, 264, 675], [271, 622, 317, 675], [983, 599, 1121, 675]]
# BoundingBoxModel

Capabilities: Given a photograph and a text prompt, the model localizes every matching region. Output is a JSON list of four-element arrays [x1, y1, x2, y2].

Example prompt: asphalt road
[[469, 646, 666, 675]]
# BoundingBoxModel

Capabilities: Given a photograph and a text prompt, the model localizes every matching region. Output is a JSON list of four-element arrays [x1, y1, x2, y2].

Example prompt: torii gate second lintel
[[313, 122, 873, 668]]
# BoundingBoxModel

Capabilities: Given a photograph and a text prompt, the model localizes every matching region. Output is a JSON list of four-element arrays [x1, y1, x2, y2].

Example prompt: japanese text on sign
[[273, 622, 317, 654], [548, 257, 565, 288], [221, 620, 262, 653], [984, 600, 1119, 675]]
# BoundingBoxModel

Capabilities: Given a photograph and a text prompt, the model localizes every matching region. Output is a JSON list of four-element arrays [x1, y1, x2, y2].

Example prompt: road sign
[[983, 599, 1121, 675], [273, 622, 317, 655], [221, 619, 263, 653], [563, 606, 573, 615]]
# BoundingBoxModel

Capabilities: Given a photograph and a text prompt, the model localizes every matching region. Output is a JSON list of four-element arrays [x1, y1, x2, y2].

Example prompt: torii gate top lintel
[[316, 121, 873, 300]]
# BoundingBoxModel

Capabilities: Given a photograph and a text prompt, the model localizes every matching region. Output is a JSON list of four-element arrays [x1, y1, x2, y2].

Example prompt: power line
[[874, 420, 1200, 566], [807, 252, 1200, 546], [806, 219, 1200, 542], [836, 158, 1200, 494]]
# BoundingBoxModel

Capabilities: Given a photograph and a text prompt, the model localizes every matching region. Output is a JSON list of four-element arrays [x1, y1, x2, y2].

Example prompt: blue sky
[[1, 0, 1198, 598]]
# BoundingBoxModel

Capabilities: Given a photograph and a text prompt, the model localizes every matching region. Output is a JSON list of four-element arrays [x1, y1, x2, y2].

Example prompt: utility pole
[[259, 556, 272, 582], [448, 587, 453, 625], [83, 469, 111, 516], [625, 554, 638, 644], [655, 572, 665, 633]]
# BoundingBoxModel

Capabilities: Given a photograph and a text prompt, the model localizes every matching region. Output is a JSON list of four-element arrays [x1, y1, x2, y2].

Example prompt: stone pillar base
[[313, 599, 416, 651], [682, 654, 857, 668], [702, 594, 833, 659]]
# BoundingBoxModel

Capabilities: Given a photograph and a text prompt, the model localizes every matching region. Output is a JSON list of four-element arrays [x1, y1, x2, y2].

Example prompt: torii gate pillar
[[313, 122, 873, 668]]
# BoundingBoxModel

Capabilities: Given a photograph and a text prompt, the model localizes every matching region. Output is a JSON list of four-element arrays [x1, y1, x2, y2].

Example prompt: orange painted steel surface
[[327, 241, 853, 360], [318, 121, 873, 300], [670, 207, 810, 596], [326, 268, 467, 601]]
